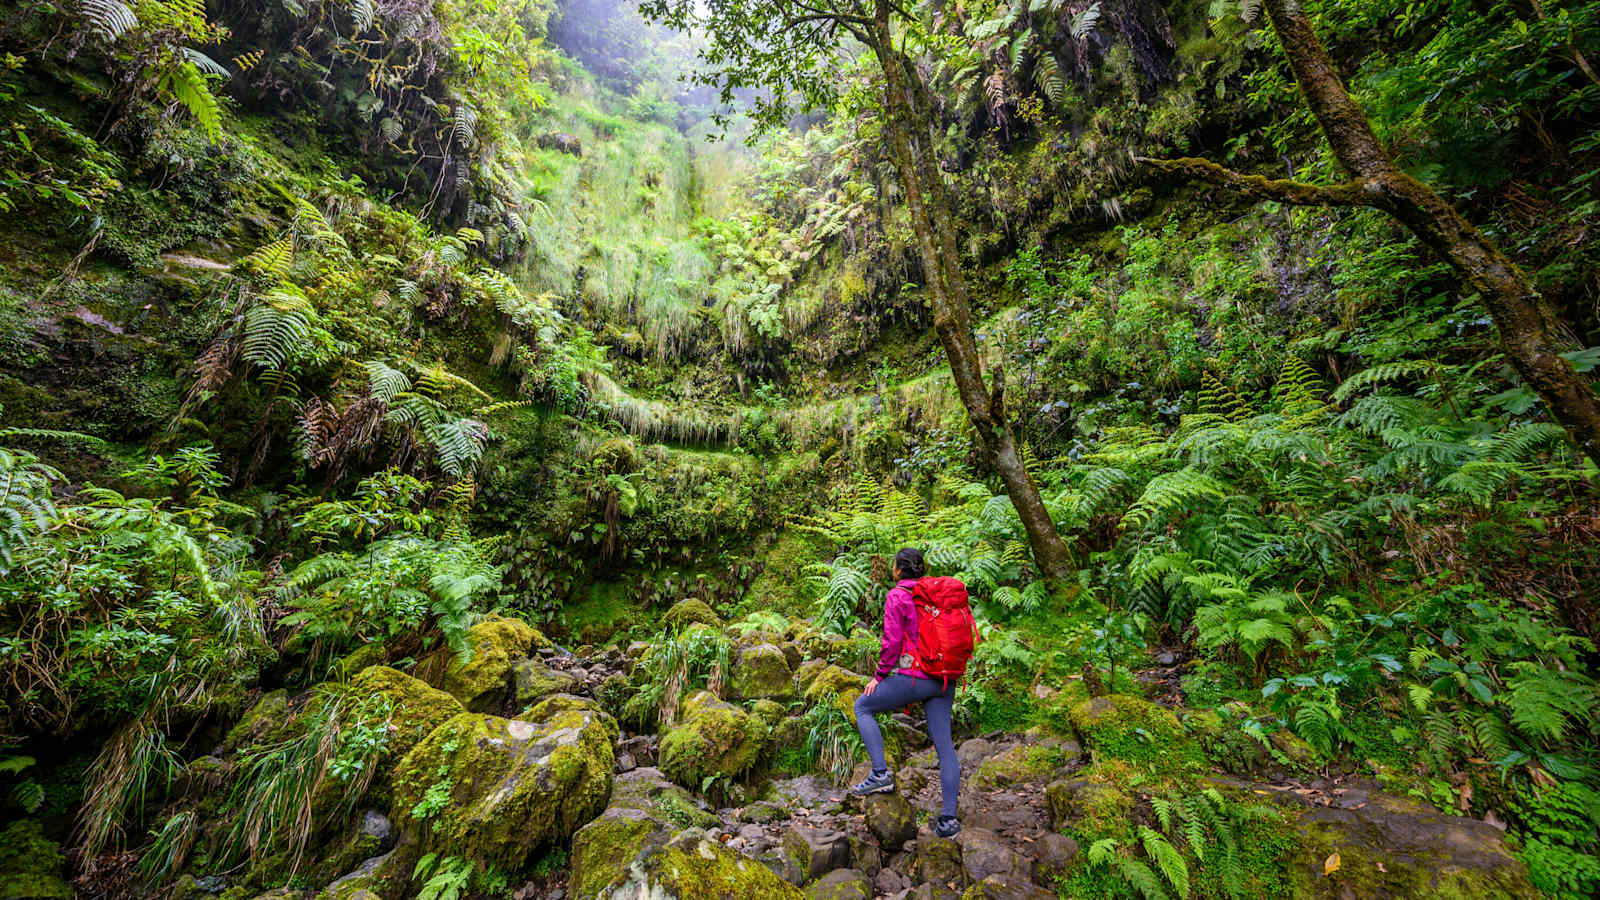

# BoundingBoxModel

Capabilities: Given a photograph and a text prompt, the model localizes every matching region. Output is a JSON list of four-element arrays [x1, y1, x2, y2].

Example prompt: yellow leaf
[[1323, 852, 1341, 876]]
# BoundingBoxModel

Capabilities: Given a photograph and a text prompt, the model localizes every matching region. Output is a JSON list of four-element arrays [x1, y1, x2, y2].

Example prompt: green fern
[[163, 59, 223, 144]]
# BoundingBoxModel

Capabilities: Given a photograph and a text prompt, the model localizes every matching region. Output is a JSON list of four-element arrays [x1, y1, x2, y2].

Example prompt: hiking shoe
[[935, 815, 961, 838], [848, 770, 895, 795]]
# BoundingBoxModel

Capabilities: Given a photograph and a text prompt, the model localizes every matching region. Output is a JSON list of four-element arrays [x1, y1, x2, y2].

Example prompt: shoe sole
[[849, 783, 896, 796]]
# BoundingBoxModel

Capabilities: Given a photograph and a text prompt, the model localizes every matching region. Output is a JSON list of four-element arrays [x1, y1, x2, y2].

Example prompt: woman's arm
[[876, 587, 910, 680]]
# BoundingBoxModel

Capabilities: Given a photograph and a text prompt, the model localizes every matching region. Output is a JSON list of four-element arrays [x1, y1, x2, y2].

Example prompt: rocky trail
[[196, 605, 1537, 900]]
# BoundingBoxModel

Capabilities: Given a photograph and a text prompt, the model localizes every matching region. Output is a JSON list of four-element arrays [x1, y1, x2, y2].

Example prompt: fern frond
[[79, 0, 138, 42]]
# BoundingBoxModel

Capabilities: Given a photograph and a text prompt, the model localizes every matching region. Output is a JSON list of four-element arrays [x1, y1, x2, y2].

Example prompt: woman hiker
[[848, 547, 962, 838]]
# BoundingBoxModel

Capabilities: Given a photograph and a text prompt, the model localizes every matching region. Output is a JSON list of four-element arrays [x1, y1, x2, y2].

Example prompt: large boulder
[[864, 794, 918, 852], [1270, 781, 1535, 899], [782, 823, 852, 883], [664, 598, 723, 632], [430, 616, 551, 713], [1066, 694, 1203, 775], [801, 664, 867, 715], [805, 869, 871, 900], [658, 691, 769, 787], [732, 643, 797, 700], [911, 825, 966, 891], [224, 688, 291, 750], [389, 703, 613, 870], [511, 659, 578, 706], [953, 828, 1031, 885], [609, 766, 718, 829], [349, 666, 463, 763], [571, 824, 801, 900]]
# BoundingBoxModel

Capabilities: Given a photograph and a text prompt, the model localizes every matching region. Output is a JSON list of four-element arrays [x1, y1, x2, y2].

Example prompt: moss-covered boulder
[[331, 642, 387, 680], [389, 706, 614, 870], [314, 847, 409, 900], [520, 694, 620, 744], [801, 664, 867, 714], [609, 766, 719, 829], [573, 825, 801, 900], [431, 616, 551, 713], [659, 692, 769, 787], [570, 808, 669, 899], [1067, 694, 1203, 774], [972, 739, 1078, 790], [225, 689, 290, 750], [1182, 704, 1316, 777], [511, 659, 579, 705], [1276, 785, 1534, 899], [350, 666, 463, 762], [732, 643, 797, 700], [0, 821, 70, 900], [864, 793, 918, 851], [805, 869, 871, 900], [1044, 773, 1134, 837], [664, 598, 723, 632]]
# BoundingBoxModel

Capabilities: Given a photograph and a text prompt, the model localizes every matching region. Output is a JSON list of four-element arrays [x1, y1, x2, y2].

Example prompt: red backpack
[[909, 576, 978, 687]]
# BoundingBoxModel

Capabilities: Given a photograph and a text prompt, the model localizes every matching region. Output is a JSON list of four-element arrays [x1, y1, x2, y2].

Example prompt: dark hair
[[893, 547, 925, 580]]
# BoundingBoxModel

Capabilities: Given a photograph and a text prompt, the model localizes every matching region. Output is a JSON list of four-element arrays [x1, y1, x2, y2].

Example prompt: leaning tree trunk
[[1144, 0, 1600, 469], [870, 1, 1075, 580]]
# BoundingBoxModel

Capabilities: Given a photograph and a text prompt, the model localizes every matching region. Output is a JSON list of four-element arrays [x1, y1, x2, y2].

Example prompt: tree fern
[[79, 0, 138, 42], [424, 417, 489, 478], [241, 289, 313, 370], [1070, 1, 1103, 39], [163, 60, 223, 144], [363, 360, 412, 404], [237, 238, 294, 282], [1331, 359, 1440, 403], [1122, 468, 1230, 530]]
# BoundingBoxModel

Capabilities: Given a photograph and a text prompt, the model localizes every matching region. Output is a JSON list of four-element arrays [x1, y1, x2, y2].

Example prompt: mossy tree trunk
[[1142, 0, 1600, 470], [869, 0, 1075, 582]]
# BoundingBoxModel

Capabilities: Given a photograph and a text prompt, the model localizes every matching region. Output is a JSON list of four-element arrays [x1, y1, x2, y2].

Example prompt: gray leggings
[[854, 674, 960, 817]]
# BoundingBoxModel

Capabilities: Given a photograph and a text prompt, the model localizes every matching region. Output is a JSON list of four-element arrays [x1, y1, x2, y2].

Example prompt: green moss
[[0, 821, 70, 900], [1046, 768, 1136, 841], [801, 665, 865, 707], [388, 710, 613, 870], [1285, 801, 1535, 899], [659, 694, 770, 786], [434, 616, 551, 713], [569, 810, 664, 899], [226, 689, 291, 750], [1067, 694, 1204, 775], [1182, 704, 1316, 777], [349, 666, 463, 762], [741, 529, 831, 618], [664, 598, 723, 632], [731, 643, 797, 700], [331, 644, 387, 680], [610, 768, 719, 829], [973, 743, 1072, 789], [635, 834, 804, 899], [512, 659, 579, 705]]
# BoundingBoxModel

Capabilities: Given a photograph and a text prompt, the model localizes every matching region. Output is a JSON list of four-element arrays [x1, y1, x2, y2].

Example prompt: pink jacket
[[877, 579, 930, 680]]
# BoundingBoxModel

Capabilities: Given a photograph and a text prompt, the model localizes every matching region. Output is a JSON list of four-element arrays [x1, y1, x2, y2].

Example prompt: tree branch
[[1135, 156, 1374, 208]]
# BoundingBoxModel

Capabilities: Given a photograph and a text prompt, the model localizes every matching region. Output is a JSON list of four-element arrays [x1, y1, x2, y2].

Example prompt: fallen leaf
[[1323, 852, 1342, 877], [1458, 782, 1473, 812], [1376, 862, 1387, 873]]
